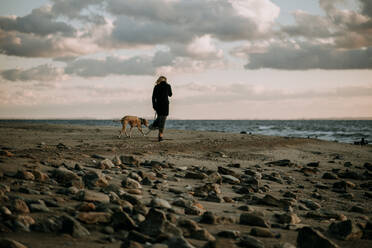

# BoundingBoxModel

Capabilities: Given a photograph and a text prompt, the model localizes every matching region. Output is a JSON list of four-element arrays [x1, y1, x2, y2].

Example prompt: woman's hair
[[156, 76, 167, 84]]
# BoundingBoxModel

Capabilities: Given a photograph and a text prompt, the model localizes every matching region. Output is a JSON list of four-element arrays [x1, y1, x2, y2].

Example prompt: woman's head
[[156, 76, 167, 84]]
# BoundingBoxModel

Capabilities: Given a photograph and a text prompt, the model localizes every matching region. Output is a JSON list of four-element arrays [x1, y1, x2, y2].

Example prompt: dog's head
[[139, 118, 149, 127]]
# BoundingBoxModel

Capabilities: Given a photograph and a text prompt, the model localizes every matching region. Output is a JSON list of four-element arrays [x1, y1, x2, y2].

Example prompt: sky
[[0, 0, 371, 120]]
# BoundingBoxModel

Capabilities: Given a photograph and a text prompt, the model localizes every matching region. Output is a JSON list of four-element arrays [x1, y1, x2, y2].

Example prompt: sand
[[0, 122, 371, 248]]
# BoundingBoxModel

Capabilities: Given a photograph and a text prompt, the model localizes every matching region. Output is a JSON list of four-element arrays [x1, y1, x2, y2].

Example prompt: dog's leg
[[137, 125, 145, 136], [128, 126, 133, 138], [118, 124, 125, 138]]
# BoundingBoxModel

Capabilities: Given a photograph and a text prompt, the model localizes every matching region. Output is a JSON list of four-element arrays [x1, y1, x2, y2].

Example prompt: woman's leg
[[157, 116, 167, 141]]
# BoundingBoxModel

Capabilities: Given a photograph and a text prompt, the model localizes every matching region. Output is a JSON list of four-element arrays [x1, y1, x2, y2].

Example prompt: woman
[[150, 76, 172, 141]]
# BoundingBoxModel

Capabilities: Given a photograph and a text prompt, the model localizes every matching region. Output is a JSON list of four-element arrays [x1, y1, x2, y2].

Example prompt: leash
[[145, 111, 157, 135]]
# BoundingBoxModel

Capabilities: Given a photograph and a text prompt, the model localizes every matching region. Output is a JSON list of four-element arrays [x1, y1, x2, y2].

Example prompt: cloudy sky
[[0, 0, 371, 119]]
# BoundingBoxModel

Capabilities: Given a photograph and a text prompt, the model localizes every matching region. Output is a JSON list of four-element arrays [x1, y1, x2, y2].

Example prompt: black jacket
[[152, 81, 172, 116]]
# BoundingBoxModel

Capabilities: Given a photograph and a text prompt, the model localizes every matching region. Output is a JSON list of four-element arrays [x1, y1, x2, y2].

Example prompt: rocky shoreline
[[0, 123, 371, 248]]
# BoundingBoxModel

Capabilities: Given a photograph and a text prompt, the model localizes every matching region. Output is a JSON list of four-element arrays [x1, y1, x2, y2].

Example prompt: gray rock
[[150, 197, 172, 209], [99, 158, 114, 169], [300, 199, 321, 210], [297, 227, 339, 248], [120, 155, 140, 166], [60, 215, 90, 238], [185, 171, 208, 180], [240, 213, 270, 228], [222, 174, 240, 184], [78, 190, 110, 204], [139, 208, 182, 238], [329, 220, 363, 240], [166, 237, 195, 248], [238, 235, 265, 248], [265, 159, 292, 167], [307, 162, 319, 167], [121, 177, 142, 189], [275, 213, 301, 225], [250, 227, 275, 237], [52, 167, 83, 188], [322, 173, 338, 180], [112, 211, 137, 231], [217, 230, 240, 239], [29, 203, 50, 213]]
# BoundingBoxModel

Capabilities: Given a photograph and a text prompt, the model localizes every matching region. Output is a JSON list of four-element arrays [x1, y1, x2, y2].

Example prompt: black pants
[[151, 115, 167, 132]]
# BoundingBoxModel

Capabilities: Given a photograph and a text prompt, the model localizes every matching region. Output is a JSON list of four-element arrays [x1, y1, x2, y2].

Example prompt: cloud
[[0, 30, 101, 57], [64, 56, 156, 77], [245, 42, 372, 70], [106, 0, 279, 45], [1, 64, 64, 82], [0, 6, 75, 36]]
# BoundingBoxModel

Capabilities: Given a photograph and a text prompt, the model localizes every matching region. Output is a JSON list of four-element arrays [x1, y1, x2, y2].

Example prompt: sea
[[1, 119, 371, 144]]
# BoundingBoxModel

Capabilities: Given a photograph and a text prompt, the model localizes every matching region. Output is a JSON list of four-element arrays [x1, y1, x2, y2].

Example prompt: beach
[[0, 122, 372, 248]]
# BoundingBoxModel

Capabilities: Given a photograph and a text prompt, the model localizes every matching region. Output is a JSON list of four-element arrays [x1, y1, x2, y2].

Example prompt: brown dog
[[117, 115, 149, 138]]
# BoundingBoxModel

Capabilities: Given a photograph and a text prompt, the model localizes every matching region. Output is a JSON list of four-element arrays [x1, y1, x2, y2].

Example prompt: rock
[[194, 183, 221, 197], [76, 212, 112, 224], [29, 203, 50, 213], [139, 208, 182, 238], [15, 215, 35, 232], [52, 167, 83, 188], [166, 237, 195, 248], [121, 177, 142, 189], [185, 171, 208, 180], [150, 197, 172, 209], [297, 227, 339, 248], [206, 172, 222, 184], [204, 191, 223, 203], [222, 175, 240, 184], [300, 199, 321, 210], [16, 170, 35, 181], [238, 235, 265, 248], [332, 180, 355, 193], [322, 172, 338, 180], [307, 162, 319, 167], [329, 220, 363, 240], [265, 159, 292, 167], [84, 170, 109, 188], [217, 230, 240, 239], [204, 239, 238, 248], [260, 194, 292, 208], [199, 211, 234, 225], [60, 215, 90, 238], [77, 202, 96, 212], [78, 190, 110, 204], [99, 158, 114, 169], [338, 170, 359, 180], [191, 228, 215, 241], [32, 170, 49, 182], [127, 230, 155, 244], [112, 211, 137, 230], [120, 155, 140, 166], [240, 213, 270, 228], [275, 213, 301, 225], [250, 227, 275, 237], [13, 199, 30, 214], [112, 155, 122, 166], [218, 166, 239, 178], [0, 238, 28, 248]]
